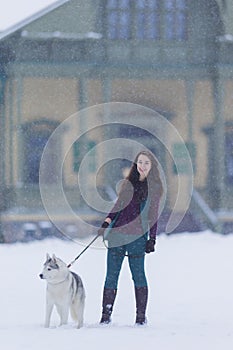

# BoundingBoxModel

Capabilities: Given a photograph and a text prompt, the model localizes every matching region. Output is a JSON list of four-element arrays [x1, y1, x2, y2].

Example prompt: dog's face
[[39, 254, 68, 284]]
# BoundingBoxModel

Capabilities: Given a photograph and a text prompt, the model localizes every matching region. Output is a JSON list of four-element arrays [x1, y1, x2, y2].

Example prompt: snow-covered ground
[[0, 231, 233, 350]]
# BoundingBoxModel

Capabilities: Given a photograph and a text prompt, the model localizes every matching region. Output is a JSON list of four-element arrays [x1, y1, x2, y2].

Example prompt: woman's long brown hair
[[120, 150, 163, 200]]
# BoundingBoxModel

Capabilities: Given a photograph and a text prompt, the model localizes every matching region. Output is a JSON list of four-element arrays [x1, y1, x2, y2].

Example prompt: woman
[[98, 150, 163, 325]]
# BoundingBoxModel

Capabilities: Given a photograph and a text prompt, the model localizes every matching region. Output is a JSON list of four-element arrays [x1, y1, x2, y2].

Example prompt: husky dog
[[39, 254, 85, 328]]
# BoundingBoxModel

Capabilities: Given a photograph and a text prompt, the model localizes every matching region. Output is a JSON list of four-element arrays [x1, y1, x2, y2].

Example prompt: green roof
[[21, 0, 98, 37], [0, 0, 99, 41]]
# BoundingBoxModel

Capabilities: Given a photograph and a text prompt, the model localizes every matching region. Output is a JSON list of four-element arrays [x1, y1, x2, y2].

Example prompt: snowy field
[[0, 230, 233, 350]]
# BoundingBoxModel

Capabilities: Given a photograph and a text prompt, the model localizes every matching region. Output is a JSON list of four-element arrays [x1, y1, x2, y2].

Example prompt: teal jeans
[[104, 234, 148, 289]]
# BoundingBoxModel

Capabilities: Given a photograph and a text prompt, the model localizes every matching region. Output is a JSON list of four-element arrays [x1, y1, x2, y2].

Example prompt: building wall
[[2, 0, 233, 220], [4, 74, 230, 212]]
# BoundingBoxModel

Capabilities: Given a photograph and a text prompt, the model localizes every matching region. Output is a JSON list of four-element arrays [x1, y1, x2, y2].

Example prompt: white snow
[[0, 230, 233, 350], [0, 0, 58, 31]]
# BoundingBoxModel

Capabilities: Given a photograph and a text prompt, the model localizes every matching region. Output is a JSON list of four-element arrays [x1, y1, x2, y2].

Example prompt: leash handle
[[67, 234, 99, 268]]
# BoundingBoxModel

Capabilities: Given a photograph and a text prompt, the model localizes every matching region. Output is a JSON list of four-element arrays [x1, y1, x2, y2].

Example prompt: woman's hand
[[145, 238, 156, 253], [98, 221, 110, 236]]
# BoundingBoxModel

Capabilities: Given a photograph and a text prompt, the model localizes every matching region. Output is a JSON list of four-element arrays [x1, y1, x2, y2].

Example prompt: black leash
[[67, 234, 99, 268], [67, 233, 145, 268]]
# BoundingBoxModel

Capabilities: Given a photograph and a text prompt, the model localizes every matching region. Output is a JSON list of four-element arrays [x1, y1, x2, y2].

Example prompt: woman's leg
[[104, 246, 126, 289], [100, 288, 117, 324], [127, 235, 148, 325], [127, 235, 147, 288], [100, 246, 125, 324]]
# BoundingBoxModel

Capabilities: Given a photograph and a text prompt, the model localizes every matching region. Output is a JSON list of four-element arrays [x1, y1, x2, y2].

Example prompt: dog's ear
[[46, 253, 51, 261], [52, 254, 64, 266]]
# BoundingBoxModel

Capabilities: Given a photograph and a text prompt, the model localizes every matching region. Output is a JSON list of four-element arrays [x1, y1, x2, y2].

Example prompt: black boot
[[100, 288, 117, 324], [135, 286, 148, 325]]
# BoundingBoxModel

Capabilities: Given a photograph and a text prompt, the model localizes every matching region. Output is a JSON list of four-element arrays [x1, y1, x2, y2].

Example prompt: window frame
[[21, 120, 59, 185], [225, 130, 233, 184], [105, 0, 188, 41]]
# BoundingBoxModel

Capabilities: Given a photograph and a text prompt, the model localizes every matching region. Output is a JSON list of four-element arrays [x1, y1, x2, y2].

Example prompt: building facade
[[0, 0, 233, 239]]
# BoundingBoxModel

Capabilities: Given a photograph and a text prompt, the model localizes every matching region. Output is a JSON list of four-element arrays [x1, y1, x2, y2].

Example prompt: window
[[135, 0, 160, 40], [106, 0, 131, 39], [204, 125, 233, 187], [22, 120, 59, 184], [24, 134, 49, 184], [73, 138, 96, 173], [164, 0, 187, 41], [106, 0, 187, 41], [225, 132, 233, 184]]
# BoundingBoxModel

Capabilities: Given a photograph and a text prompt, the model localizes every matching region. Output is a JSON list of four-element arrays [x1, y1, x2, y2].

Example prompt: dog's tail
[[70, 272, 85, 327], [70, 303, 79, 322], [70, 291, 85, 320], [70, 296, 85, 328]]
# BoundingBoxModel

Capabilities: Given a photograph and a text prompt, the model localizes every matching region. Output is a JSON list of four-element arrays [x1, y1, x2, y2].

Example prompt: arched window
[[22, 120, 59, 184], [106, 0, 188, 41]]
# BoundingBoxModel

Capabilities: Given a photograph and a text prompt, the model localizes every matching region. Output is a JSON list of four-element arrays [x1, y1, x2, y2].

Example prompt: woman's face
[[137, 154, 152, 180]]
